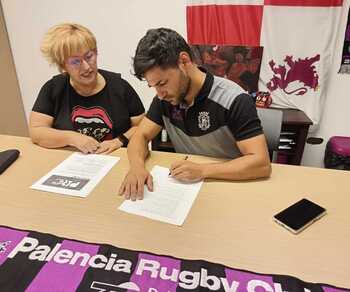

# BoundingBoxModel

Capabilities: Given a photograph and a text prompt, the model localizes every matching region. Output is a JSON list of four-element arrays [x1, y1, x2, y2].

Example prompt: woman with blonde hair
[[30, 23, 145, 154]]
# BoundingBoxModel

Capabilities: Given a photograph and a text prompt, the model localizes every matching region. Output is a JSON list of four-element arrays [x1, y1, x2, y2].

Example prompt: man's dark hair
[[133, 28, 193, 80]]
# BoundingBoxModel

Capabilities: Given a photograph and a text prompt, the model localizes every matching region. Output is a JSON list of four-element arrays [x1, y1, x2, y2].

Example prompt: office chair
[[256, 107, 283, 161]]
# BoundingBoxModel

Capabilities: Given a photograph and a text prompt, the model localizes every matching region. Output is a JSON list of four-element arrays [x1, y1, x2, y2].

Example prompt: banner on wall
[[339, 8, 350, 74], [0, 226, 349, 291], [191, 44, 264, 93], [186, 0, 343, 127]]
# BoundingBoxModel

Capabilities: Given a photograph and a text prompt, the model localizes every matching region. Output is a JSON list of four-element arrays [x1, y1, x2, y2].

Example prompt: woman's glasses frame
[[65, 49, 97, 69]]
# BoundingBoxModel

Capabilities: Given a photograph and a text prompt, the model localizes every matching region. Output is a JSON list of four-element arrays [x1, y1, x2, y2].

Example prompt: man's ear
[[178, 52, 191, 66]]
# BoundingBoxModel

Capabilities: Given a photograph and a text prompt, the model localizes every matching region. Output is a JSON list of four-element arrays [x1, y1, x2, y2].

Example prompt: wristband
[[117, 134, 129, 147]]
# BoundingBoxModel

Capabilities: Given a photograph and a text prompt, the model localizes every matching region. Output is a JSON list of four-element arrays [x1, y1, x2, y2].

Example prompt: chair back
[[256, 107, 283, 160]]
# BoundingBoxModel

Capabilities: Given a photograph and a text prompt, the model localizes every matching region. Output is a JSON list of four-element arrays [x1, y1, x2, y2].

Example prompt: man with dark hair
[[119, 28, 271, 201]]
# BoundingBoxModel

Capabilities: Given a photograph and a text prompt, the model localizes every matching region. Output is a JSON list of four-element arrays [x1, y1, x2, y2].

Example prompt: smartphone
[[273, 198, 326, 234]]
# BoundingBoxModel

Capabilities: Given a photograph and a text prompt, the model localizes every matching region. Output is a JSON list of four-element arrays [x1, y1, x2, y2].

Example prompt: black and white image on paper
[[42, 175, 89, 190]]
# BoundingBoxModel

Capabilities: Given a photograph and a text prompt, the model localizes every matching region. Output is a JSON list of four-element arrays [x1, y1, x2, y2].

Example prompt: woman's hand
[[95, 138, 123, 154], [70, 133, 101, 154]]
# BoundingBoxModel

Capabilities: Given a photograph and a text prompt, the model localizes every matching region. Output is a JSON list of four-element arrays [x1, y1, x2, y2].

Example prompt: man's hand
[[169, 160, 205, 182], [118, 168, 153, 201], [70, 133, 100, 154], [95, 139, 122, 154]]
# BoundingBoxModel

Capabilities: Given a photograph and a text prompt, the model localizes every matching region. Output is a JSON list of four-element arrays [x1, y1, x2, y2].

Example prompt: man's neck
[[184, 66, 206, 106]]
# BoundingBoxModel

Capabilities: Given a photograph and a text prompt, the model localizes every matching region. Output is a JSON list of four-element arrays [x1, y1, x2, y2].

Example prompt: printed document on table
[[119, 165, 203, 225], [31, 152, 119, 197]]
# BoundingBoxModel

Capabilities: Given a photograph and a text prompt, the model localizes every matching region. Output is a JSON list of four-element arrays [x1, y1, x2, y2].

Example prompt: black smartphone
[[273, 198, 326, 234], [0, 149, 20, 174]]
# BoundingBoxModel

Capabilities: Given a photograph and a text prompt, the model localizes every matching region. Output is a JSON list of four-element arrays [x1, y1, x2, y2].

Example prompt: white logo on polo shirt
[[198, 112, 210, 131]]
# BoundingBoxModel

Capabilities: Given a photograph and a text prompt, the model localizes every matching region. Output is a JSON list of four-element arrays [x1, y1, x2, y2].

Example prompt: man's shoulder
[[209, 76, 248, 110], [212, 75, 246, 93]]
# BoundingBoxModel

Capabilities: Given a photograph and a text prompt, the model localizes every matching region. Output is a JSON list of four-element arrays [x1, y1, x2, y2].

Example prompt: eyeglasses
[[66, 50, 97, 68]]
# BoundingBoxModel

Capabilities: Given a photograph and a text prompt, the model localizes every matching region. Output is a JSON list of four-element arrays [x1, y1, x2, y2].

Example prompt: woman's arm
[[29, 111, 100, 153]]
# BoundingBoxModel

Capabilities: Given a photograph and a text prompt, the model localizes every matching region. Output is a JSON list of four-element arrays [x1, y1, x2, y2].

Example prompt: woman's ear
[[58, 64, 66, 73]]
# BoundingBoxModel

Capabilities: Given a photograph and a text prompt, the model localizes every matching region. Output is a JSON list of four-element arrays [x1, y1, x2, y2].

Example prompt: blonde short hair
[[40, 23, 97, 71]]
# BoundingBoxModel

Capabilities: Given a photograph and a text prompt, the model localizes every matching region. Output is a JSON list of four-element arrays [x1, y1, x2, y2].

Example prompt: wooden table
[[0, 135, 349, 288]]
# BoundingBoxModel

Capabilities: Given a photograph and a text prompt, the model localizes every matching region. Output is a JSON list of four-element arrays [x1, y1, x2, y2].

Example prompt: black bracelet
[[117, 134, 129, 147]]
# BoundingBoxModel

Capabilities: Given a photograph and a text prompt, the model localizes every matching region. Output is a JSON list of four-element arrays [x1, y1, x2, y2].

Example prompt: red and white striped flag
[[187, 0, 343, 126]]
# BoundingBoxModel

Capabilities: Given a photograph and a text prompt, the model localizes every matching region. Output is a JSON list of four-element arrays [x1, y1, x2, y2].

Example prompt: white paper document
[[119, 165, 203, 225], [31, 152, 119, 197]]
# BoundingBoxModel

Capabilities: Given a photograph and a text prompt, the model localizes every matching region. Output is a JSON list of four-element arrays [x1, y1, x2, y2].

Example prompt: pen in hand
[[169, 155, 188, 176]]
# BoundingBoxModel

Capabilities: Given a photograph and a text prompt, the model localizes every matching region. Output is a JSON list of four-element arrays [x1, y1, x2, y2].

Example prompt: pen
[[169, 155, 188, 176]]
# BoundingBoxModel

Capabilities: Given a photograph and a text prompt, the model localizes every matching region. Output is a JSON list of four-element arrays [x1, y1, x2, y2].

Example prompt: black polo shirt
[[146, 71, 262, 159]]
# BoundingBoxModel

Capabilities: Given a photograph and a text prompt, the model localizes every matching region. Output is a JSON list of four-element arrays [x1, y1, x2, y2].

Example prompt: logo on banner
[[198, 112, 210, 131], [0, 241, 11, 253], [267, 54, 320, 96]]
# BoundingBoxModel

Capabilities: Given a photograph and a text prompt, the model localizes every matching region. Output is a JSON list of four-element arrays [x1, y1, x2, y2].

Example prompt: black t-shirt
[[32, 69, 145, 142]]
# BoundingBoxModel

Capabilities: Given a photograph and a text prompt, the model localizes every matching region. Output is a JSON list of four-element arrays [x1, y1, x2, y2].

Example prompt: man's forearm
[[202, 154, 271, 181], [122, 126, 137, 140], [127, 131, 149, 169]]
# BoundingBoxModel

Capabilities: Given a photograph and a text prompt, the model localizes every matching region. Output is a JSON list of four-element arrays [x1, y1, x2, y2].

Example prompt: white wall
[[2, 0, 350, 167], [302, 0, 350, 167], [1, 0, 186, 115]]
